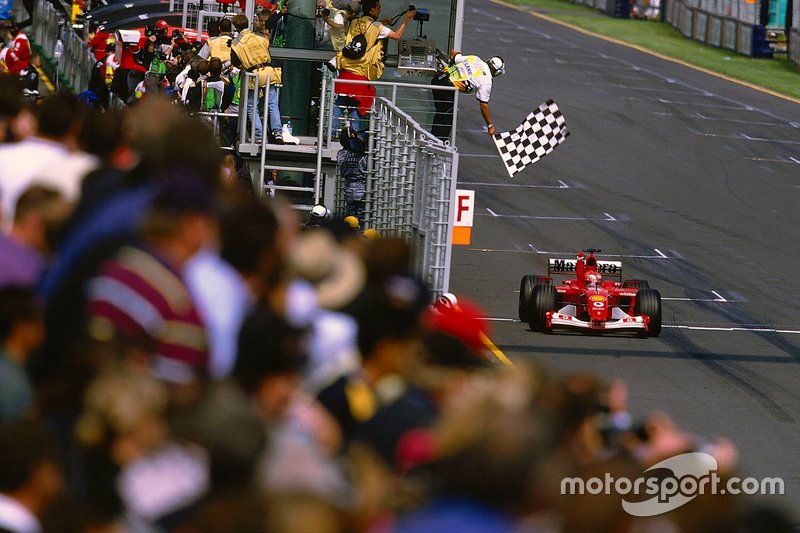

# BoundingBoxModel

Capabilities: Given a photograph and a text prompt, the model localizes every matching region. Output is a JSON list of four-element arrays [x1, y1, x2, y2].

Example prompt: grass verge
[[500, 0, 800, 101]]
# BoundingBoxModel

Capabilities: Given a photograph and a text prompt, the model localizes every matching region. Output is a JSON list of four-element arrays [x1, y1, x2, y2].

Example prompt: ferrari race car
[[518, 249, 661, 336]]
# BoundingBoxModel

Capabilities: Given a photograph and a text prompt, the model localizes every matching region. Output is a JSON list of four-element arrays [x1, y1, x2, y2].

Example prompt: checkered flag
[[493, 100, 570, 178]]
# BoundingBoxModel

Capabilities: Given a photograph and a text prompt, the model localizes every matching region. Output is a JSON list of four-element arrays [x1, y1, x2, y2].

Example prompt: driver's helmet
[[487, 56, 505, 77], [585, 272, 601, 288]]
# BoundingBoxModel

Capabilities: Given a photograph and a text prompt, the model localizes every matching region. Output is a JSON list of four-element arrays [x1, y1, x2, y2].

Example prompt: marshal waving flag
[[492, 100, 570, 178]]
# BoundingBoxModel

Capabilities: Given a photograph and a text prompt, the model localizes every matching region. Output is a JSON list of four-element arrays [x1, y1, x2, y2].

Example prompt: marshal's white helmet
[[487, 56, 505, 77]]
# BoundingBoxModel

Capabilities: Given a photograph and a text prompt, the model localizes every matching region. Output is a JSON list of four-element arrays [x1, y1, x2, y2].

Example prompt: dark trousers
[[431, 70, 455, 141]]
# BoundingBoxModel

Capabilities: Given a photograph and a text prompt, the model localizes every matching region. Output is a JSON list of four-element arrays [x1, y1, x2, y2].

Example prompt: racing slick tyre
[[620, 280, 649, 312], [634, 288, 662, 337], [518, 275, 537, 322], [528, 284, 556, 333]]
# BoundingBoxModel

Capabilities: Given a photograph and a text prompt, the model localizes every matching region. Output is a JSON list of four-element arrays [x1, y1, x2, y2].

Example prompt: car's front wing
[[546, 311, 649, 333]]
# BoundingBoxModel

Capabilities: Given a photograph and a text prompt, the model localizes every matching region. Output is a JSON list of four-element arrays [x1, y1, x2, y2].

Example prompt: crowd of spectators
[[0, 77, 794, 533]]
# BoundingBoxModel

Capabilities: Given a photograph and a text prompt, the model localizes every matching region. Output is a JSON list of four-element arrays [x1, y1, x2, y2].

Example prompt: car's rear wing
[[548, 258, 623, 279]]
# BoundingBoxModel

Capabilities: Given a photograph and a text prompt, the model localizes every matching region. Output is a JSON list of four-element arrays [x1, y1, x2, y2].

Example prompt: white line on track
[[487, 208, 498, 217], [484, 318, 800, 334], [657, 98, 752, 110], [744, 156, 799, 164], [525, 244, 669, 259], [460, 180, 569, 188], [473, 212, 616, 221], [653, 112, 789, 127]]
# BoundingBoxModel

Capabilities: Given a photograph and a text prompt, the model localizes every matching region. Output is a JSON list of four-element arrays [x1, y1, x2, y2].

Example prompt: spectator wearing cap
[[360, 295, 492, 469], [86, 175, 216, 387], [316, 274, 428, 453], [287, 228, 365, 393], [304, 204, 331, 228], [75, 368, 211, 531]]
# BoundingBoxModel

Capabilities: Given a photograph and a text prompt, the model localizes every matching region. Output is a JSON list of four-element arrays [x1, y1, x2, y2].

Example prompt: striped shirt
[[88, 245, 209, 383]]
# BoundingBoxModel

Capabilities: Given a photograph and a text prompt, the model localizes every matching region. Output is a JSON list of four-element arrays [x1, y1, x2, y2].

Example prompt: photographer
[[332, 0, 415, 133], [134, 21, 178, 98], [316, 0, 360, 52]]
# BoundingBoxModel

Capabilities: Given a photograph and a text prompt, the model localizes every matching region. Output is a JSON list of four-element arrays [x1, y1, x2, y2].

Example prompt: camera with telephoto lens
[[316, 6, 330, 17]]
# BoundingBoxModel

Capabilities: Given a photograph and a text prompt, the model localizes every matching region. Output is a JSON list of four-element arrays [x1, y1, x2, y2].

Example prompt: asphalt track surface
[[449, 0, 800, 517]]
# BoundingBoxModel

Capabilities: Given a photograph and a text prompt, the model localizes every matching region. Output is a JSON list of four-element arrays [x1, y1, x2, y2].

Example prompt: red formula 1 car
[[518, 249, 662, 336]]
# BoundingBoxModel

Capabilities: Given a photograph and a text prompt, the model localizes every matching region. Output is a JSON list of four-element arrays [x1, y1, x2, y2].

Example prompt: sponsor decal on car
[[589, 295, 605, 302]]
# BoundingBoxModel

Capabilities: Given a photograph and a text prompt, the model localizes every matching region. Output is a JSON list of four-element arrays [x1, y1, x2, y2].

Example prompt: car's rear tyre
[[634, 288, 662, 337], [528, 284, 556, 333]]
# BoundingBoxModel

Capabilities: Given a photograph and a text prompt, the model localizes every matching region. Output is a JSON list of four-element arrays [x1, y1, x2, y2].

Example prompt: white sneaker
[[282, 125, 300, 145]]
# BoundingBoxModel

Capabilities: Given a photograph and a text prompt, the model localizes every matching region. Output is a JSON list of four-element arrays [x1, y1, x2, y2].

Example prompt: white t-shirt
[[449, 53, 493, 103], [0, 137, 69, 233]]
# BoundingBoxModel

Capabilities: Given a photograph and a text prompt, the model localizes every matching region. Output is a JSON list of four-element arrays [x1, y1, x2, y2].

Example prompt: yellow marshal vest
[[232, 29, 281, 86], [336, 16, 384, 81], [208, 35, 232, 63]]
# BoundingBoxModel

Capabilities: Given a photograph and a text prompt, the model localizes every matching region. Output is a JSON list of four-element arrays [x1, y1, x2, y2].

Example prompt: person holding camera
[[332, 0, 415, 133], [316, 0, 360, 52]]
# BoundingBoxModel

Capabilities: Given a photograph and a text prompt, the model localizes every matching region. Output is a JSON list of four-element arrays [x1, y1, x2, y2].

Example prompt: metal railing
[[363, 96, 459, 297], [238, 68, 460, 295], [15, 0, 96, 93]]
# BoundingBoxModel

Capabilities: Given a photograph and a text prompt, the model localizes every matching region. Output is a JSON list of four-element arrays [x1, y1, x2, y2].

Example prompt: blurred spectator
[[0, 92, 84, 232], [35, 103, 222, 410], [316, 274, 427, 452], [0, 186, 68, 289], [0, 420, 63, 532], [85, 174, 216, 388], [234, 308, 348, 522], [287, 228, 365, 392], [393, 366, 558, 533], [185, 196, 281, 380], [0, 74, 23, 143], [359, 296, 492, 470], [0, 287, 43, 422], [76, 368, 210, 531]]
